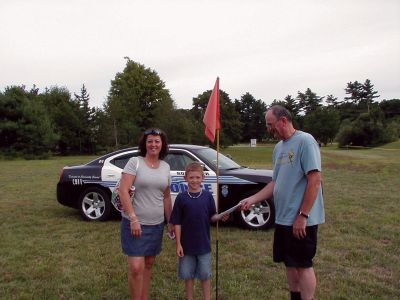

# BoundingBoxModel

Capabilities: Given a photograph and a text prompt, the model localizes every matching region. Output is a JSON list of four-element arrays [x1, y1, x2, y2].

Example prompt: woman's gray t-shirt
[[121, 156, 170, 225]]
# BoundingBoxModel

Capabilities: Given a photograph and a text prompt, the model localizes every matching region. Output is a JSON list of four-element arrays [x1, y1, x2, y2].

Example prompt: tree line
[[1, 58, 399, 158]]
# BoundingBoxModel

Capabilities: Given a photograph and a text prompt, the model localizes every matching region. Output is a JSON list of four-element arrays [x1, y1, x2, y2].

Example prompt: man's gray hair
[[268, 105, 293, 122]]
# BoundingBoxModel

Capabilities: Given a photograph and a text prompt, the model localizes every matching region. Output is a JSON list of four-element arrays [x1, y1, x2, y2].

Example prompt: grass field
[[1, 142, 399, 299]]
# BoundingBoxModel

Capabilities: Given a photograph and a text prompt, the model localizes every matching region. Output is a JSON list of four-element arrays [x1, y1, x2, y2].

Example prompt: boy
[[170, 162, 227, 300]]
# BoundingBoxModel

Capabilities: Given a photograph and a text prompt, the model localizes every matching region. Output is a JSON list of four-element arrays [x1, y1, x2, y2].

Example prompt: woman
[[119, 128, 174, 300]]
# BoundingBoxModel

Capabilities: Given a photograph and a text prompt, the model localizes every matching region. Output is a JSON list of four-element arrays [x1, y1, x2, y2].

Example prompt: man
[[241, 105, 325, 300]]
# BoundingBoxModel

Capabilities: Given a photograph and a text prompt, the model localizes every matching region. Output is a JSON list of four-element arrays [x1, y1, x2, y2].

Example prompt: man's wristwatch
[[299, 211, 309, 219]]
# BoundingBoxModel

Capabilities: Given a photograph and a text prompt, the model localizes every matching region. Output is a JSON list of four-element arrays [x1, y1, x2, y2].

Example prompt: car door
[[101, 150, 139, 189]]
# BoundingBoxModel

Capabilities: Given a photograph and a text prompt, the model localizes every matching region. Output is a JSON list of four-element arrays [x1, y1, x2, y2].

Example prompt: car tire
[[236, 191, 275, 230], [79, 187, 111, 221]]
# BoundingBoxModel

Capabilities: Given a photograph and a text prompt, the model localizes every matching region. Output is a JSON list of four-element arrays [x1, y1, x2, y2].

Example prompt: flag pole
[[202, 76, 221, 300], [216, 128, 220, 300]]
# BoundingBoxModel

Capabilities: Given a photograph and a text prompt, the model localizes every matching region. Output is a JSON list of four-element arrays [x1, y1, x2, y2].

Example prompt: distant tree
[[344, 79, 379, 113], [296, 88, 323, 114], [192, 90, 242, 147], [283, 95, 300, 117], [361, 79, 380, 113], [89, 107, 109, 153], [74, 84, 96, 153], [344, 80, 363, 104], [325, 94, 340, 107], [269, 99, 286, 108], [379, 99, 400, 119], [234, 92, 267, 142], [336, 101, 360, 122]]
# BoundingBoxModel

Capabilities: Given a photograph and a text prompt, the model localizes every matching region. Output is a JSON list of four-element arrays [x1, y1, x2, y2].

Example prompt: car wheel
[[236, 194, 275, 230], [79, 187, 111, 221]]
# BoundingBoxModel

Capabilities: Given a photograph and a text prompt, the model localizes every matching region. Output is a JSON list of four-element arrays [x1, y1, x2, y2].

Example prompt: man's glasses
[[144, 129, 162, 135]]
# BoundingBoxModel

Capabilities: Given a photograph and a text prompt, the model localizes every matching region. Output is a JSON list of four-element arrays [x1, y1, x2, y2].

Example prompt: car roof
[[86, 144, 210, 165], [169, 144, 209, 150]]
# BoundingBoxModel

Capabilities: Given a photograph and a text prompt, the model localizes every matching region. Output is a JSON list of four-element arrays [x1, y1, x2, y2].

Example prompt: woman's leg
[[141, 256, 156, 300], [127, 256, 145, 300]]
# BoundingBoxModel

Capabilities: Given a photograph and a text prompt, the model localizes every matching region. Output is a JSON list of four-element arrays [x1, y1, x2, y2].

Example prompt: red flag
[[203, 77, 220, 143]]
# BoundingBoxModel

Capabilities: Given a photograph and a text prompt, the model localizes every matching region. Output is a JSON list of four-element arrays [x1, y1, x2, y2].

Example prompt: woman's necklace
[[187, 190, 202, 199], [145, 157, 158, 168]]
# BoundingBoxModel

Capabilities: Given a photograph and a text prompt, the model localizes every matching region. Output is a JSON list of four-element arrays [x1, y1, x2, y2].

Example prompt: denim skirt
[[120, 217, 164, 257]]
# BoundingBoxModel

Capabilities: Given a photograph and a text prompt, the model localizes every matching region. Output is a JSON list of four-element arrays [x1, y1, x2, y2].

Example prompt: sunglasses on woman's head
[[144, 129, 162, 135]]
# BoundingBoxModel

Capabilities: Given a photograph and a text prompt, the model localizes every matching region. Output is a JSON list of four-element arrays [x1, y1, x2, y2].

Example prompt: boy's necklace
[[187, 190, 202, 199]]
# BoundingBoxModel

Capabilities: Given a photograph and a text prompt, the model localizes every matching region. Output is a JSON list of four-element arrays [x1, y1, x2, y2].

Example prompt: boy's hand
[[176, 245, 184, 257], [221, 214, 230, 222], [211, 213, 230, 222]]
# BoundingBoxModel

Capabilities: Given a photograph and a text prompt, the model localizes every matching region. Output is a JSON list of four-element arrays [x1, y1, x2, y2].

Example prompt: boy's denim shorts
[[178, 252, 212, 281]]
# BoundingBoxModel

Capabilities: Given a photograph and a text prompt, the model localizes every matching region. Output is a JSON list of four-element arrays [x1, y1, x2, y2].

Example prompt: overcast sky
[[1, 0, 399, 109]]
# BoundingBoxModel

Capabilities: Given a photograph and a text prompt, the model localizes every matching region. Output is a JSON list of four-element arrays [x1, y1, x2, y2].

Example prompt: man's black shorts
[[273, 224, 318, 268]]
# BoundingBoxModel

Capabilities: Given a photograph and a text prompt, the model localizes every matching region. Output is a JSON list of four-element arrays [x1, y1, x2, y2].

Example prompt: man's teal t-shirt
[[272, 130, 325, 226]]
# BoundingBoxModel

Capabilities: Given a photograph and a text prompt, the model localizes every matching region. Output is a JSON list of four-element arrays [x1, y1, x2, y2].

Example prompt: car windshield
[[196, 147, 242, 170]]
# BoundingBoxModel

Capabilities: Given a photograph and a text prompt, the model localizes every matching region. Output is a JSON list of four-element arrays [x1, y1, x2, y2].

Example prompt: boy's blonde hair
[[185, 162, 204, 174]]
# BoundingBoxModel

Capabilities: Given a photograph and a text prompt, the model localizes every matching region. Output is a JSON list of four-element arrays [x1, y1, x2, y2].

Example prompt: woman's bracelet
[[130, 219, 139, 224], [128, 213, 137, 221]]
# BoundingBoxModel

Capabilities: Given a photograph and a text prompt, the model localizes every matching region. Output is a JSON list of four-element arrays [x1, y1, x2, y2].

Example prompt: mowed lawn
[[1, 142, 399, 300]]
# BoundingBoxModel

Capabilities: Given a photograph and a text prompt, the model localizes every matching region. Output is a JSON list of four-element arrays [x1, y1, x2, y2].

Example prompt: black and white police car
[[57, 144, 275, 229]]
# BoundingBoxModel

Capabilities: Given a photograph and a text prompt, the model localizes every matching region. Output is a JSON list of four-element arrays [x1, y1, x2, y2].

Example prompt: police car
[[57, 144, 274, 229]]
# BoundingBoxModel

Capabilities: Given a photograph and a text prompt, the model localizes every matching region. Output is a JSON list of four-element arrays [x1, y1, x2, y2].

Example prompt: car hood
[[220, 167, 273, 184]]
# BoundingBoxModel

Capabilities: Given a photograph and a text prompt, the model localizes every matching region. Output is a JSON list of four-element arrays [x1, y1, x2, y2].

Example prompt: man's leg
[[298, 267, 316, 300], [286, 267, 301, 299], [287, 267, 316, 299]]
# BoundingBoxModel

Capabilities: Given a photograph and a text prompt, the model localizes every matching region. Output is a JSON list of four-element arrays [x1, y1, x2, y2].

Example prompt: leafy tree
[[0, 86, 58, 157], [105, 58, 176, 148], [335, 113, 396, 147], [234, 92, 267, 143], [40, 86, 82, 154], [192, 89, 242, 147], [303, 107, 340, 145]]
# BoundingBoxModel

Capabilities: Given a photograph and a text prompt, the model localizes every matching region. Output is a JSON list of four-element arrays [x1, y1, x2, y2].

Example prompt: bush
[[335, 116, 398, 147]]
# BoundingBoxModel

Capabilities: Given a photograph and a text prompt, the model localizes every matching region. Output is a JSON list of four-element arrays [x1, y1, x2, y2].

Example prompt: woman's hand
[[167, 223, 175, 239], [130, 220, 142, 237]]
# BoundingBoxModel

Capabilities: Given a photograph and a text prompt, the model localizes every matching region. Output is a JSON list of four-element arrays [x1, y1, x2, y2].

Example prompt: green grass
[[1, 144, 400, 299]]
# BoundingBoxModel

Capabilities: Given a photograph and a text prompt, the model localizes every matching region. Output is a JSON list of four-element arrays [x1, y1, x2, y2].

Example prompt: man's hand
[[240, 197, 253, 211], [293, 216, 307, 239]]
